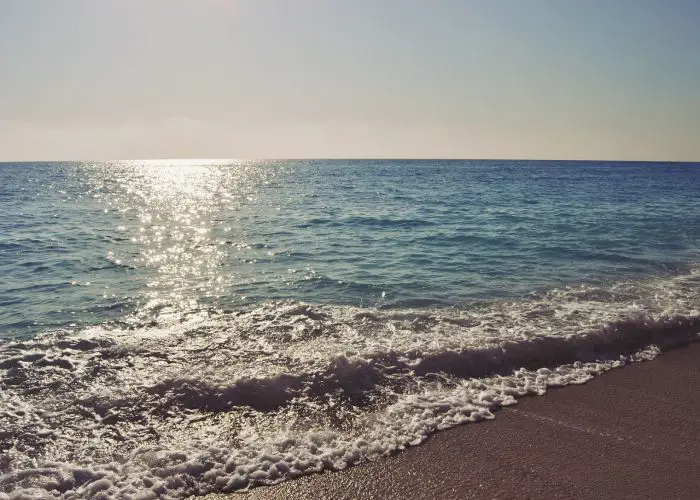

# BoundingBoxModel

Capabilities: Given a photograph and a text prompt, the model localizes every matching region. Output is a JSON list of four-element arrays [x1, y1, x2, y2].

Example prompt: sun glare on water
[[85, 159, 275, 317], [129, 159, 236, 166]]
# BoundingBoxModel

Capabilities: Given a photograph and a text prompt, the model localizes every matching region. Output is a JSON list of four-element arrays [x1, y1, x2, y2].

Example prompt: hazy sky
[[0, 0, 698, 160]]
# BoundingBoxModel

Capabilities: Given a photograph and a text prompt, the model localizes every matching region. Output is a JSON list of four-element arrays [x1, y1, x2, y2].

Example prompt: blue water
[[2, 160, 700, 498], [2, 160, 699, 338]]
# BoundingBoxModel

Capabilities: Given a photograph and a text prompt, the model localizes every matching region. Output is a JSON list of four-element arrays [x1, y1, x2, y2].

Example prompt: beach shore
[[210, 342, 700, 500]]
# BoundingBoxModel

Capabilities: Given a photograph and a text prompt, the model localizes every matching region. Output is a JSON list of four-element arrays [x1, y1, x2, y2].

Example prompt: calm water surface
[[2, 159, 699, 337]]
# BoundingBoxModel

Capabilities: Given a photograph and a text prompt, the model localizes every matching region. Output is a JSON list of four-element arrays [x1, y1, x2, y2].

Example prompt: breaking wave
[[1, 267, 700, 499]]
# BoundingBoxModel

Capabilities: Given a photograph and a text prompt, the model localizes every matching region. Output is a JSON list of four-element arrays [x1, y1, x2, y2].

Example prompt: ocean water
[[1, 159, 700, 498]]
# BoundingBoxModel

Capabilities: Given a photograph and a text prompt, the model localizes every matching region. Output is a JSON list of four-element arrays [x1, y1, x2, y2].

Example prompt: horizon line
[[1, 157, 699, 164]]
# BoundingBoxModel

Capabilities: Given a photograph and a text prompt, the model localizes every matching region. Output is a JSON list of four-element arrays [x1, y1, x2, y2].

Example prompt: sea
[[1, 159, 699, 499]]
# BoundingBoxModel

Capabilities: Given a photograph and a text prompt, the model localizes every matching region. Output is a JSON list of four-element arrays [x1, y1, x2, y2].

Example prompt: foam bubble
[[1, 268, 699, 498]]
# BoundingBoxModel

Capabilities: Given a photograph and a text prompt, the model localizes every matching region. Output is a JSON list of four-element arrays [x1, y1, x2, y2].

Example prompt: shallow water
[[1, 160, 699, 498]]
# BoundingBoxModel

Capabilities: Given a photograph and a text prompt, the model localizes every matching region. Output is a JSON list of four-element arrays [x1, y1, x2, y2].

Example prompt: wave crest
[[1, 268, 700, 498]]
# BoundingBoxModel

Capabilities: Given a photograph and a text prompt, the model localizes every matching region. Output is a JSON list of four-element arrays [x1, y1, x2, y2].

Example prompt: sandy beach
[[208, 342, 700, 500]]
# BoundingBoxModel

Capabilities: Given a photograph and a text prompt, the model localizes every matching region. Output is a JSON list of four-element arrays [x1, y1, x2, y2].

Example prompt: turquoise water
[[1, 160, 700, 498], [2, 160, 699, 337]]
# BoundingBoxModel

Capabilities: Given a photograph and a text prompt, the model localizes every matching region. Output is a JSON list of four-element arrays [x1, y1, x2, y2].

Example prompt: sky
[[0, 0, 698, 161]]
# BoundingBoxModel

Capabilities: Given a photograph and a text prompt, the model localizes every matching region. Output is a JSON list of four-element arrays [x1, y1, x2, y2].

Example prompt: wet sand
[[215, 342, 700, 500]]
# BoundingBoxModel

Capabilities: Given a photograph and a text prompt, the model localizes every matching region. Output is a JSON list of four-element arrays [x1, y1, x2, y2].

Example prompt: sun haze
[[0, 0, 698, 161]]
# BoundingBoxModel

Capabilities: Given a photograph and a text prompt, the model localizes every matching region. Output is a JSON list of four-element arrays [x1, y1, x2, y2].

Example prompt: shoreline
[[211, 342, 700, 499]]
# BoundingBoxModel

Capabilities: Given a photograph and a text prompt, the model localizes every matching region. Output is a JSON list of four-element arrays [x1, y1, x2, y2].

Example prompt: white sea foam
[[1, 268, 699, 498]]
